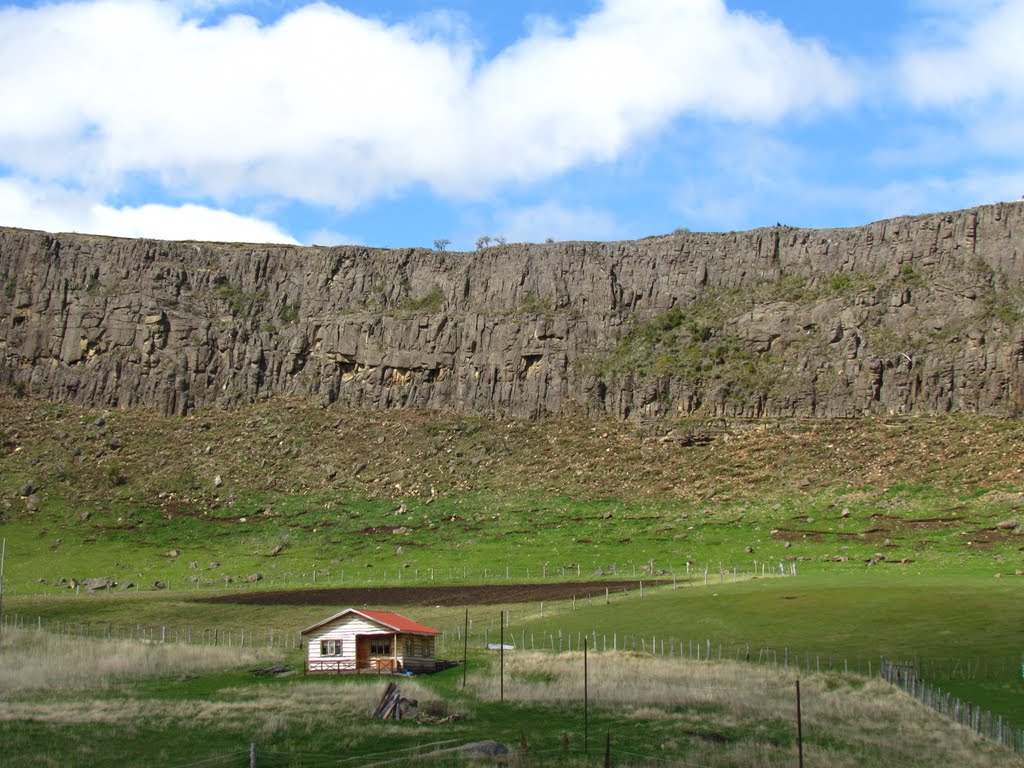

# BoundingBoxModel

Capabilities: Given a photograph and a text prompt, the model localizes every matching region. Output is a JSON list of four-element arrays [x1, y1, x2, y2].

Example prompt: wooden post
[[250, 741, 256, 768], [796, 679, 804, 768], [0, 537, 6, 643], [499, 611, 505, 703], [462, 609, 469, 689], [584, 637, 589, 754], [604, 731, 611, 768]]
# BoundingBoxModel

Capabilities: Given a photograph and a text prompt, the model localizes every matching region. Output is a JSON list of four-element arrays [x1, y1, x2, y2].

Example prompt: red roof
[[359, 610, 441, 635], [301, 608, 441, 636]]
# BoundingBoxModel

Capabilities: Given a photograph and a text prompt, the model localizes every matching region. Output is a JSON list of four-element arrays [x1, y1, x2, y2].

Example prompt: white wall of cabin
[[303, 614, 437, 671]]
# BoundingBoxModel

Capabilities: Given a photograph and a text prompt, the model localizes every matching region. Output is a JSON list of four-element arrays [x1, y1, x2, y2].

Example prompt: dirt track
[[194, 580, 664, 607]]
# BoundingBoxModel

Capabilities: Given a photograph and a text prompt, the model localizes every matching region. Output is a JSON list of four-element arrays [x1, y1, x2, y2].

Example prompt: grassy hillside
[[2, 393, 1022, 593]]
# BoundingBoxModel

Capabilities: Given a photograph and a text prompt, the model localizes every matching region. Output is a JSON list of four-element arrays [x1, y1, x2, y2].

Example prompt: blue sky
[[0, 0, 1022, 248]]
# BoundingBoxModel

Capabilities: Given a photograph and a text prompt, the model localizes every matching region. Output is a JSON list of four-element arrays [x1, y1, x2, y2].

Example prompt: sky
[[0, 0, 1022, 249]]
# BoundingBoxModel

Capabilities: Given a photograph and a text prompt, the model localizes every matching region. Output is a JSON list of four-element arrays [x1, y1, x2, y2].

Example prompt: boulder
[[82, 577, 115, 591], [457, 742, 509, 758]]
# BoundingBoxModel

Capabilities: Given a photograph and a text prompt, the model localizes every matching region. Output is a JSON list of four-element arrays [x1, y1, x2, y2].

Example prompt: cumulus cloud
[[0, 0, 857, 215], [168, 0, 248, 13], [0, 179, 297, 242], [494, 201, 622, 243], [901, 0, 1024, 107], [895, 0, 1024, 202]]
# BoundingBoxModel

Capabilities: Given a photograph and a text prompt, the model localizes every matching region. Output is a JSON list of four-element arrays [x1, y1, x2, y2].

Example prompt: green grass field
[[2, 394, 1024, 765]]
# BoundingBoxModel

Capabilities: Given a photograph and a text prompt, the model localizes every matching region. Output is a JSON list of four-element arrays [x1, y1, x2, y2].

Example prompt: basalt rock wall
[[2, 203, 1023, 418]]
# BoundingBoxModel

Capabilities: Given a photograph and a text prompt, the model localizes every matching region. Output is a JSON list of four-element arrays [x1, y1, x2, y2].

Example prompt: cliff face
[[1, 203, 1023, 419]]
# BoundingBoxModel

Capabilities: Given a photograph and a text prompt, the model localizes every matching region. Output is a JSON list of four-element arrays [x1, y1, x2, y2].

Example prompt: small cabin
[[301, 608, 441, 674]]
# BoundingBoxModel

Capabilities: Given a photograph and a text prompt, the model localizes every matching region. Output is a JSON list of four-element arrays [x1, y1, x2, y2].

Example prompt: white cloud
[[168, 0, 247, 13], [89, 201, 300, 242], [0, 0, 857, 219], [494, 201, 622, 243], [303, 227, 362, 247], [901, 1, 1024, 107], [894, 0, 1024, 200], [0, 178, 297, 242]]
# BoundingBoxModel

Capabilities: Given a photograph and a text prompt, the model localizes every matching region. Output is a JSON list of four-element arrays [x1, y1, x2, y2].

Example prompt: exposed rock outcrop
[[1, 203, 1023, 418]]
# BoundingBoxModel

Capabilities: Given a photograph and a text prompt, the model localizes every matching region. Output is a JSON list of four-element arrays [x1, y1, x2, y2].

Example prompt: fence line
[[469, 622, 1023, 681], [0, 558, 798, 598], [881, 657, 1023, 754], [0, 611, 306, 651]]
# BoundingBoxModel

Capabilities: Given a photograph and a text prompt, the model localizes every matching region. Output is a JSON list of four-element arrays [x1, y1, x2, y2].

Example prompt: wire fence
[[0, 611, 306, 651], [1, 557, 798, 597], [881, 658, 1024, 754], [163, 742, 721, 768]]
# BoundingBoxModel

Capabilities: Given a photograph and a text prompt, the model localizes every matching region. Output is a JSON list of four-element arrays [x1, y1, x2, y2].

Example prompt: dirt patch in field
[[770, 528, 882, 543], [870, 513, 967, 531], [193, 581, 665, 607]]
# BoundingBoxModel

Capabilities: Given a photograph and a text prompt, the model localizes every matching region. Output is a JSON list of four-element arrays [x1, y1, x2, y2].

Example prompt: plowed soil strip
[[194, 581, 667, 607]]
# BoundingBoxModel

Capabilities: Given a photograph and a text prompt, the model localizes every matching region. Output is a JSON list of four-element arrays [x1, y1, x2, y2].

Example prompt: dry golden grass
[[0, 626, 276, 694], [0, 678, 445, 730], [468, 651, 1019, 768], [0, 628, 450, 737]]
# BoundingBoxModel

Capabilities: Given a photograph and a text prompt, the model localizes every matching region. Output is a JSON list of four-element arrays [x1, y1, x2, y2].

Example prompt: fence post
[[796, 679, 804, 768]]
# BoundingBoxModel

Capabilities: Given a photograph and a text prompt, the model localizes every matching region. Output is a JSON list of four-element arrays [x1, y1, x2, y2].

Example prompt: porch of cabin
[[305, 632, 403, 674]]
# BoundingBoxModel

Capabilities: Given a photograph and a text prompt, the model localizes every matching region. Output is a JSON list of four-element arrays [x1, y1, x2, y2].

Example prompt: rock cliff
[[2, 203, 1023, 418]]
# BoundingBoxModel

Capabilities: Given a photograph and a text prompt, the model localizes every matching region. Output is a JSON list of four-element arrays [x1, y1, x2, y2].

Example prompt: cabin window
[[370, 638, 391, 655], [320, 639, 342, 656], [404, 637, 415, 656]]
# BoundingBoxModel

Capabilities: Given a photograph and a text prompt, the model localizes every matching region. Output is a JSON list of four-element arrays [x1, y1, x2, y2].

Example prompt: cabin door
[[355, 636, 372, 669]]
